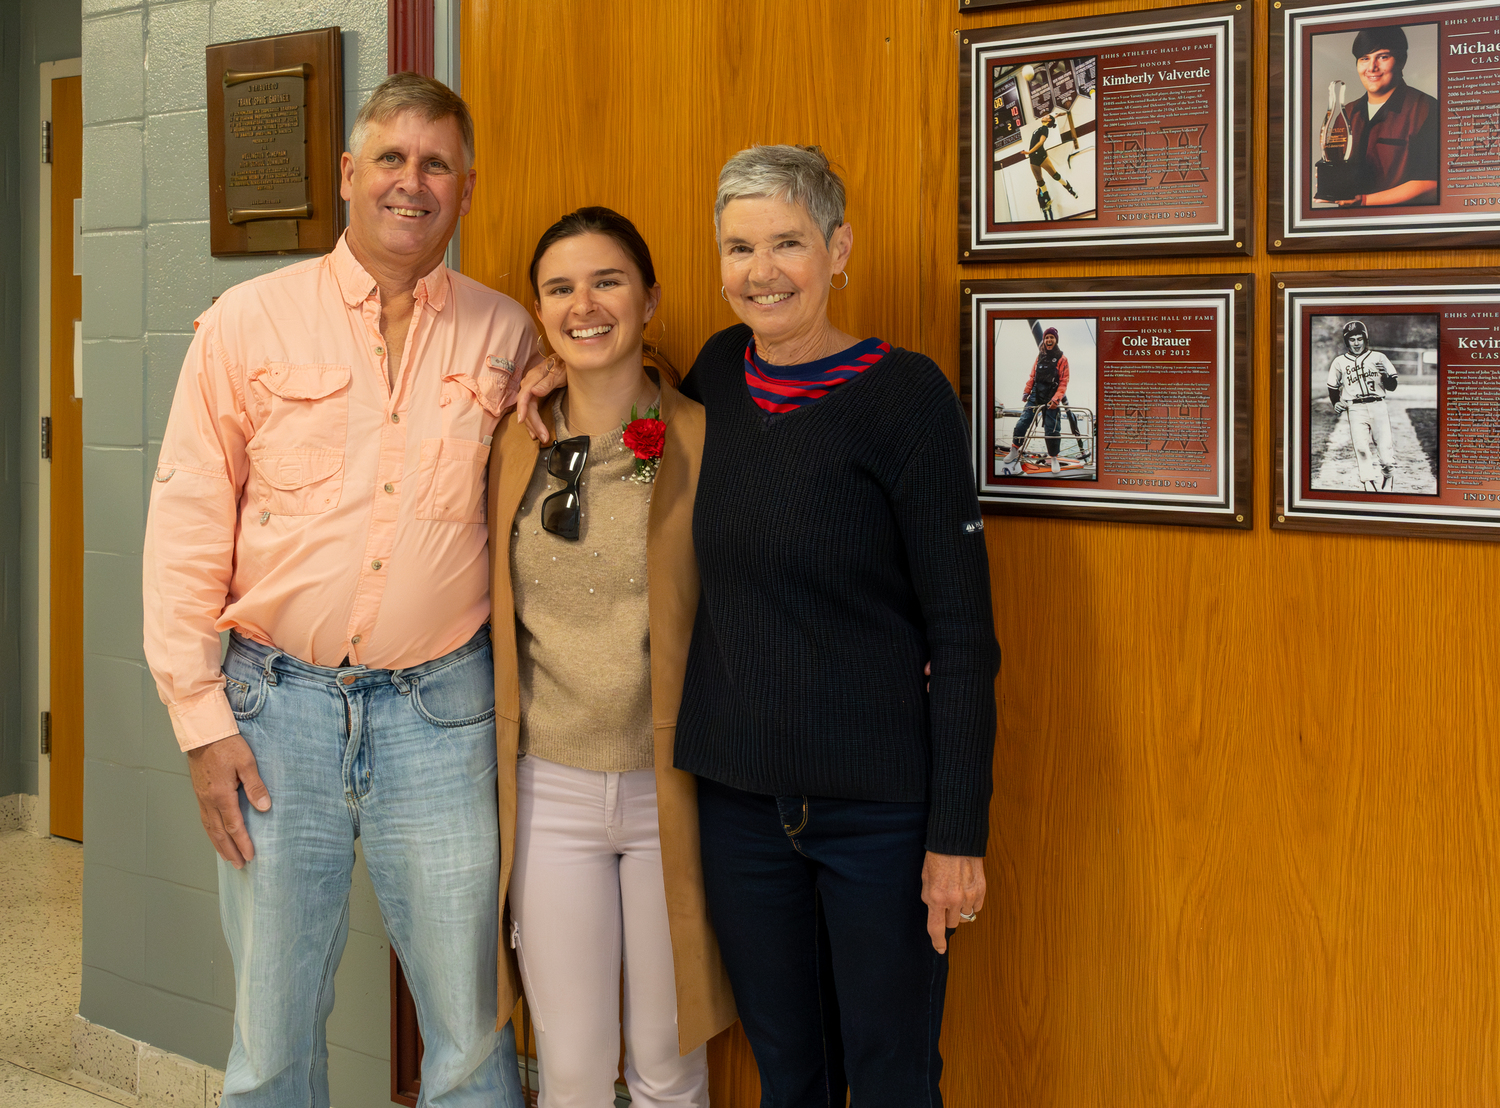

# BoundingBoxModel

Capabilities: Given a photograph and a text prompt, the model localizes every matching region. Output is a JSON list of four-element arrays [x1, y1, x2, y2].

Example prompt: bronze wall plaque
[[223, 66, 309, 222], [207, 29, 344, 257]]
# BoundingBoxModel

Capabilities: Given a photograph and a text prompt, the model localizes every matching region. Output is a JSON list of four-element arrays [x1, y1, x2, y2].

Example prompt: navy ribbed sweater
[[674, 325, 1000, 857]]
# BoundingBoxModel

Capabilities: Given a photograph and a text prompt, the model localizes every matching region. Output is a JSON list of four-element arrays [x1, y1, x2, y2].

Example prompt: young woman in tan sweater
[[486, 208, 734, 1108]]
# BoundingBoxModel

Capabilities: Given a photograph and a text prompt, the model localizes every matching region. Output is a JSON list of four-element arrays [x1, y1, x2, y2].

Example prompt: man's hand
[[187, 734, 270, 869], [921, 851, 987, 954], [1334, 400, 1350, 415], [513, 357, 568, 444], [1048, 397, 1060, 409]]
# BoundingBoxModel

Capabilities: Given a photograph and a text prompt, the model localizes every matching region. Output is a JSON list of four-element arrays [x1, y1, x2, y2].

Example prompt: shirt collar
[[329, 232, 452, 312]]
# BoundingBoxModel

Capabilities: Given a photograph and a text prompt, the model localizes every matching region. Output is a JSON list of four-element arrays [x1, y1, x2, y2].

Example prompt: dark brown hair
[[529, 207, 677, 383]]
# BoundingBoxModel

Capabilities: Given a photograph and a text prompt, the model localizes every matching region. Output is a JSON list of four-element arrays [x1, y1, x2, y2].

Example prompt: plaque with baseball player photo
[[959, 2, 1251, 261], [961, 275, 1253, 528], [1275, 270, 1500, 540], [1271, 0, 1500, 250]]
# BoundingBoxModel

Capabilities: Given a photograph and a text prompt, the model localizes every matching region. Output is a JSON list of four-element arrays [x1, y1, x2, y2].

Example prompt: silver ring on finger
[[960, 910, 977, 922]]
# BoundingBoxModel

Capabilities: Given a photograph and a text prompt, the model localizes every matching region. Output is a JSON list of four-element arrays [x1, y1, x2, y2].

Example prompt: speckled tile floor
[[0, 830, 124, 1107]]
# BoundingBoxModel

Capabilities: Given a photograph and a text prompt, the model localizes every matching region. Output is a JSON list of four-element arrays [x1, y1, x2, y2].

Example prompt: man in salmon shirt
[[143, 74, 534, 1108]]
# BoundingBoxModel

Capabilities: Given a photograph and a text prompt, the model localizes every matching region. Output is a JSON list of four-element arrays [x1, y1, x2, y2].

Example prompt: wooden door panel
[[50, 74, 84, 843]]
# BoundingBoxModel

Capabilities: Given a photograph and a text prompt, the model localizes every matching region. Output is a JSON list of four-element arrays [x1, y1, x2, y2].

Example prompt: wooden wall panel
[[464, 0, 1500, 1104]]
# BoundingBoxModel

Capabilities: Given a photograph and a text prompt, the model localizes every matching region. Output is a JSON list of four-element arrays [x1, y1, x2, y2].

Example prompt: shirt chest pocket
[[415, 369, 504, 525], [416, 437, 491, 524], [245, 362, 351, 517]]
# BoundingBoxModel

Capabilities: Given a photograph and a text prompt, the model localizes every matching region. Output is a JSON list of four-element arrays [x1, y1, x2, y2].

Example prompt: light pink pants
[[510, 755, 710, 1108]]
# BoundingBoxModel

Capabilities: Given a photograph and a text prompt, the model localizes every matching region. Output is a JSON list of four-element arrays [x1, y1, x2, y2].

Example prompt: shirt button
[[384, 483, 394, 494], [371, 560, 382, 571], [351, 635, 362, 645], [375, 346, 384, 356], [391, 413, 400, 423]]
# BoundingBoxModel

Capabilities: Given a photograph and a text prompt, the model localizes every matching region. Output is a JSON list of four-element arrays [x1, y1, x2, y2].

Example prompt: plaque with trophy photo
[[1271, 0, 1500, 250]]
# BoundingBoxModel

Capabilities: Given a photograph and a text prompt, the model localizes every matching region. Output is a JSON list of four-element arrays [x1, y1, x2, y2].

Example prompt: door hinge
[[40, 711, 51, 757], [41, 416, 51, 460], [41, 120, 51, 165]]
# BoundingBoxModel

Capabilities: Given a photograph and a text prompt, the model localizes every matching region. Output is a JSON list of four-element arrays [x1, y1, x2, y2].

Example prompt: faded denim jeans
[[218, 627, 521, 1108]]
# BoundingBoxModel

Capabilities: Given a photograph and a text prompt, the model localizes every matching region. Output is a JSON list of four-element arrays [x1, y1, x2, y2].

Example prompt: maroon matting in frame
[[1269, 0, 1500, 252], [960, 274, 1253, 529], [959, 1, 1251, 261], [1274, 269, 1500, 540]]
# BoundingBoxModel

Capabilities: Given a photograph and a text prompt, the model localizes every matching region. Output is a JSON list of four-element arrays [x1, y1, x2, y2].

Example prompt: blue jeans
[[696, 779, 949, 1108], [218, 627, 521, 1108]]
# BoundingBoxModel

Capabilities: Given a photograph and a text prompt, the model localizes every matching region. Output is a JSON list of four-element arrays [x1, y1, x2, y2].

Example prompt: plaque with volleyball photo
[[959, 2, 1251, 260]]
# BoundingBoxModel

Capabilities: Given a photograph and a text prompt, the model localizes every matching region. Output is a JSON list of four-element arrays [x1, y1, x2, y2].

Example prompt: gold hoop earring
[[536, 332, 552, 358], [720, 286, 729, 302], [831, 272, 850, 291], [647, 317, 666, 344]]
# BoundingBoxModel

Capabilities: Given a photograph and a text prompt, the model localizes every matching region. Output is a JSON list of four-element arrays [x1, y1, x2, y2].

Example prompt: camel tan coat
[[486, 381, 737, 1053]]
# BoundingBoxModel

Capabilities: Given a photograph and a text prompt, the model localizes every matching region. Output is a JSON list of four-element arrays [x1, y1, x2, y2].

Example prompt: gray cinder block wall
[[79, 2, 392, 1102], [2, 0, 81, 802]]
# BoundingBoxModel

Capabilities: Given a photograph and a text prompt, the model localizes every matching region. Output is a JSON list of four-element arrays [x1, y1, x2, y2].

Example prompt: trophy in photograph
[[1315, 80, 1365, 201]]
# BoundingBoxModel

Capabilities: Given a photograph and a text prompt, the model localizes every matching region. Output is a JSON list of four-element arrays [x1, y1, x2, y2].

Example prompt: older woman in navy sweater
[[517, 145, 997, 1108]]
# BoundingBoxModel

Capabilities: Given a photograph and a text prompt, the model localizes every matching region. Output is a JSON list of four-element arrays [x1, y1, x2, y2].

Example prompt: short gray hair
[[713, 145, 846, 243], [349, 72, 475, 169]]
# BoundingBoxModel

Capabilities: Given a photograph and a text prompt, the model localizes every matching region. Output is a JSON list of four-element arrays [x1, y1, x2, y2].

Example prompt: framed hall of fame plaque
[[206, 27, 344, 257], [961, 274, 1253, 528], [959, 2, 1251, 261], [1274, 270, 1500, 540], [1271, 0, 1500, 251]]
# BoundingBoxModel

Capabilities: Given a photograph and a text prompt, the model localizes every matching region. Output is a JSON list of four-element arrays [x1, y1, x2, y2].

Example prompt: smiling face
[[341, 110, 474, 278], [1356, 48, 1402, 99], [1043, 333, 1057, 350], [1348, 333, 1367, 354], [718, 196, 852, 358], [533, 233, 660, 380]]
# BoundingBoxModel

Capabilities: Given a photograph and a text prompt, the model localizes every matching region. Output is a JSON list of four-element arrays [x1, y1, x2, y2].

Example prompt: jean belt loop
[[261, 651, 281, 686], [390, 671, 411, 695]]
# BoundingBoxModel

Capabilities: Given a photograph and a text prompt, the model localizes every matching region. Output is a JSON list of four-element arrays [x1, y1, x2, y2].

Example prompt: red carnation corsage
[[621, 404, 665, 484]]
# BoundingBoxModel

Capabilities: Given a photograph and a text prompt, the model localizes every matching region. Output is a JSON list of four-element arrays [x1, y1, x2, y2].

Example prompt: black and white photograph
[[1308, 313, 1439, 495], [993, 318, 1098, 479], [990, 57, 1098, 224], [1308, 23, 1439, 209], [1274, 270, 1500, 541]]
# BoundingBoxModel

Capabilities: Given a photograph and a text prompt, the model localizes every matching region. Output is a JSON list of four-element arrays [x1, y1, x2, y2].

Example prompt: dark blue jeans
[[697, 778, 949, 1108]]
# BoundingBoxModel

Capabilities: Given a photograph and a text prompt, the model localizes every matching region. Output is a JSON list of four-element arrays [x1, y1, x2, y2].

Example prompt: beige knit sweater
[[509, 395, 656, 771]]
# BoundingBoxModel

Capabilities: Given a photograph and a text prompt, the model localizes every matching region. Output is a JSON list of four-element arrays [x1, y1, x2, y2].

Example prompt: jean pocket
[[222, 672, 267, 721], [407, 667, 496, 728]]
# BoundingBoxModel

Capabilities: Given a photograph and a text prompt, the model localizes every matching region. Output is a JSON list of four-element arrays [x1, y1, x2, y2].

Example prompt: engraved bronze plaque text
[[223, 65, 308, 223]]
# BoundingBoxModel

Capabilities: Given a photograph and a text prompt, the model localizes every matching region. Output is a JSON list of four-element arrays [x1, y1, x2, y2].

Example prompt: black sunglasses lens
[[547, 437, 588, 480], [542, 490, 580, 539]]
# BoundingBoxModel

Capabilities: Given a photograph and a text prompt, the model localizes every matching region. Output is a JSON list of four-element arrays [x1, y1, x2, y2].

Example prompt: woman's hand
[[921, 851, 986, 954], [513, 357, 568, 444]]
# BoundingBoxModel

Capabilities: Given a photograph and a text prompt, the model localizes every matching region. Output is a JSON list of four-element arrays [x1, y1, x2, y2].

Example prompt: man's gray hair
[[713, 145, 847, 242], [349, 72, 475, 168]]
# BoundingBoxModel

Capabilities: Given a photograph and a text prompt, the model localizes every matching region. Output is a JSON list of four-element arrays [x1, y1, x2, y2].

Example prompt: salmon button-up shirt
[[144, 234, 538, 751]]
